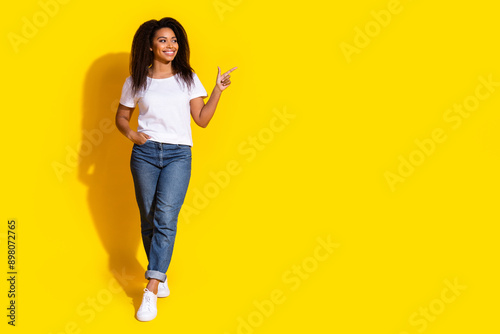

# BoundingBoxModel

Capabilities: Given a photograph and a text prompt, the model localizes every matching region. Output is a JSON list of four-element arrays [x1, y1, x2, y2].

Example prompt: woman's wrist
[[125, 129, 135, 141], [213, 85, 223, 96]]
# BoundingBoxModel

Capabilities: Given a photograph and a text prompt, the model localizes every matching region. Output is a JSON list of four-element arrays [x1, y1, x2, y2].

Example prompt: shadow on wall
[[78, 53, 144, 310]]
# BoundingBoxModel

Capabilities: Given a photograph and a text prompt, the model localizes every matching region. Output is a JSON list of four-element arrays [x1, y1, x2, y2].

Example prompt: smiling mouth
[[163, 50, 176, 55]]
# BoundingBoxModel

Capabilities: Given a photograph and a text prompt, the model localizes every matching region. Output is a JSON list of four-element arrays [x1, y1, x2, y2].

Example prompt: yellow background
[[1, 0, 499, 332]]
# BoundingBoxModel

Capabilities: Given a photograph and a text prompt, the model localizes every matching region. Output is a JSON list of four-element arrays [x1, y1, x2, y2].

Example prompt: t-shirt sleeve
[[189, 73, 208, 100], [119, 76, 137, 108]]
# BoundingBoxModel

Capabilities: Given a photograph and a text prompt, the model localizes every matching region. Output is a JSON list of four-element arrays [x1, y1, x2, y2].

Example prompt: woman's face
[[150, 27, 178, 63]]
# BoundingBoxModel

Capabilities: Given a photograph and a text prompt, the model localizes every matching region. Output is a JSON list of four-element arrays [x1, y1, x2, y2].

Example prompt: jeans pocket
[[176, 144, 192, 153], [133, 140, 151, 152]]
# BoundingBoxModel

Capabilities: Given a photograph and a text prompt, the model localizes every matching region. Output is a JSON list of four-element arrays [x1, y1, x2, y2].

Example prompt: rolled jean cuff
[[145, 270, 166, 283]]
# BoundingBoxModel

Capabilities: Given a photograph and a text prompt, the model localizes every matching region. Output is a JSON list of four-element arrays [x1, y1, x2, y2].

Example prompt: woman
[[115, 17, 236, 322]]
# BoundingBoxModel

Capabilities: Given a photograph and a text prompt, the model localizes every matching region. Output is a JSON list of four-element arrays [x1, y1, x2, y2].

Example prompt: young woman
[[115, 17, 236, 322]]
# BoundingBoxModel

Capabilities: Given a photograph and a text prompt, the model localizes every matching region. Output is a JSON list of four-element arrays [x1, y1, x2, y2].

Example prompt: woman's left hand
[[216, 66, 237, 92]]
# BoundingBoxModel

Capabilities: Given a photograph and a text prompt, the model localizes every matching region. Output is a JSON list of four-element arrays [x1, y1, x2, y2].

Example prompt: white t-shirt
[[119, 73, 207, 146]]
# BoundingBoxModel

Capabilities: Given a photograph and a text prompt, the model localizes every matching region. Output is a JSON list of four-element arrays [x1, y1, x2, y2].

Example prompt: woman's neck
[[149, 60, 174, 78]]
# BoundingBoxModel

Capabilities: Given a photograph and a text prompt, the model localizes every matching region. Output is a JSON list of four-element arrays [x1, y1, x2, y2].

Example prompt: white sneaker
[[158, 279, 170, 298], [136, 288, 157, 321]]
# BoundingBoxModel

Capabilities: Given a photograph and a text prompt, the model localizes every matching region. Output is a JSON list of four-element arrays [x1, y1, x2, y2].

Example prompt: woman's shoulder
[[190, 71, 203, 83], [122, 75, 133, 86]]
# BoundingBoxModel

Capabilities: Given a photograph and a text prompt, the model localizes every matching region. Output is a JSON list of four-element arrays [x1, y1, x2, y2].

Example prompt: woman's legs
[[145, 145, 191, 281], [131, 141, 191, 285]]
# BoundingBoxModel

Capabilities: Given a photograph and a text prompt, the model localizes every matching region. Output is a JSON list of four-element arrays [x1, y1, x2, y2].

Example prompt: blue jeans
[[130, 140, 191, 283]]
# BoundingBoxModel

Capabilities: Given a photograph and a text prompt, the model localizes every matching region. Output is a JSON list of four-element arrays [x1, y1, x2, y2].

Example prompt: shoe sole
[[136, 314, 157, 322], [157, 290, 170, 298]]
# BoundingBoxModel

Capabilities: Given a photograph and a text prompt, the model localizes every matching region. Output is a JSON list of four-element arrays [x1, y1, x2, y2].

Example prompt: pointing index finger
[[225, 67, 238, 75]]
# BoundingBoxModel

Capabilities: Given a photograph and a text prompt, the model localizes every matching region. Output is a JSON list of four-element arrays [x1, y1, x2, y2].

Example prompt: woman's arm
[[115, 103, 151, 144], [190, 66, 237, 128]]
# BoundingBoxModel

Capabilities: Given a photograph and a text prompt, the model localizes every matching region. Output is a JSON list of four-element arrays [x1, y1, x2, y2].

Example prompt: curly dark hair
[[129, 17, 194, 94]]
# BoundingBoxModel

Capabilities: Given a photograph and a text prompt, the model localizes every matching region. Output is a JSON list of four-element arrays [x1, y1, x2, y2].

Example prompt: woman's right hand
[[128, 131, 151, 145]]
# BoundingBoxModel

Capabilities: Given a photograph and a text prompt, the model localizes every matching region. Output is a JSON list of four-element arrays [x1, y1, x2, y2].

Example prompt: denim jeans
[[130, 140, 191, 283]]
